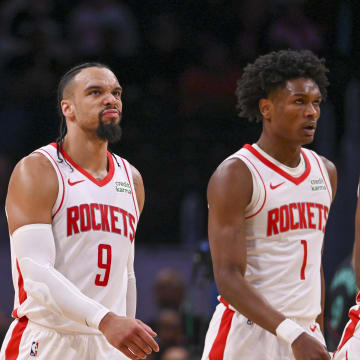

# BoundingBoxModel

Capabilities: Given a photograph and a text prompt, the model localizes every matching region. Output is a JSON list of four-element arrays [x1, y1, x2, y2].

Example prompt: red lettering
[[119, 208, 129, 237], [67, 206, 79, 236], [322, 206, 329, 232], [297, 202, 308, 229], [80, 204, 91, 232], [279, 205, 290, 232], [128, 213, 136, 242], [307, 203, 316, 229], [315, 203, 323, 230], [289, 203, 299, 230], [267, 208, 279, 236], [99, 204, 110, 232], [90, 203, 101, 231], [110, 206, 121, 235]]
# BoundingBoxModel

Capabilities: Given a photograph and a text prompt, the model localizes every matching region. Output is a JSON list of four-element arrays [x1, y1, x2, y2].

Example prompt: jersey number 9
[[95, 244, 112, 286]]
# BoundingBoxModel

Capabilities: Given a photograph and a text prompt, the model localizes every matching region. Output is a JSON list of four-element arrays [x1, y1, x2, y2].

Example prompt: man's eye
[[295, 99, 304, 104]]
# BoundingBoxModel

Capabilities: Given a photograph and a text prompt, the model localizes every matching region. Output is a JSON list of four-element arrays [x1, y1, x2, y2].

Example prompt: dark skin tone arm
[[316, 157, 337, 333], [6, 154, 158, 360], [208, 157, 331, 360]]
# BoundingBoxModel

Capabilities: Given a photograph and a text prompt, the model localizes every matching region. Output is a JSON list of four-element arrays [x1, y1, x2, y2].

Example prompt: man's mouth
[[102, 109, 119, 118], [302, 123, 316, 135]]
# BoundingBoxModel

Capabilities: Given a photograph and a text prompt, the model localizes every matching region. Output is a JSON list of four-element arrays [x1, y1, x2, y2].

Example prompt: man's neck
[[63, 133, 109, 179], [256, 135, 302, 168]]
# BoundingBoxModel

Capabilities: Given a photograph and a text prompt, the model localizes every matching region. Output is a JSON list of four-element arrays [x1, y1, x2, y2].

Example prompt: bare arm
[[316, 265, 325, 333], [131, 164, 145, 215], [320, 156, 337, 202], [7, 154, 158, 359], [6, 153, 57, 233], [316, 157, 337, 331], [208, 158, 330, 360], [208, 158, 286, 334]]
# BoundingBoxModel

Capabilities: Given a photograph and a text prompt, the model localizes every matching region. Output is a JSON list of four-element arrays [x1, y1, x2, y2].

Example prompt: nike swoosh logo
[[68, 179, 85, 186], [310, 324, 316, 332], [270, 182, 285, 190]]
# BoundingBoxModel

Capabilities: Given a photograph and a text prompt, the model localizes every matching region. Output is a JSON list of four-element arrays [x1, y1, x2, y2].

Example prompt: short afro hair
[[236, 49, 329, 122]]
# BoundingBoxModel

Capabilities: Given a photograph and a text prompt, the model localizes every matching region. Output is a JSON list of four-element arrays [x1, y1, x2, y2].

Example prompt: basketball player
[[332, 179, 360, 359], [201, 50, 337, 360], [0, 63, 159, 359]]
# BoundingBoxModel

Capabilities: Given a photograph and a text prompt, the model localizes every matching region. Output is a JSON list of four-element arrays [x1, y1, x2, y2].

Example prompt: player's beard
[[96, 108, 122, 143]]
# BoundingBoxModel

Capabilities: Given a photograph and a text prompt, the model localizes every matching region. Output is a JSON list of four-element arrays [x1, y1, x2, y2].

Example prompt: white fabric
[[276, 319, 305, 345], [202, 302, 325, 360], [225, 145, 332, 319], [8, 144, 139, 334], [333, 295, 360, 359], [203, 144, 332, 359], [12, 224, 109, 329], [252, 143, 306, 176], [0, 319, 129, 359], [333, 335, 360, 360], [126, 244, 136, 318]]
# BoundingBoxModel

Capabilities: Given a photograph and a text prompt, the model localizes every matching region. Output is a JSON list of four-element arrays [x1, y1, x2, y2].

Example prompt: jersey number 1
[[95, 244, 112, 286], [300, 240, 307, 280]]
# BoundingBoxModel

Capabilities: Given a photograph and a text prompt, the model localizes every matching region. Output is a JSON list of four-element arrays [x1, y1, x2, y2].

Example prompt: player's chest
[[254, 173, 331, 237]]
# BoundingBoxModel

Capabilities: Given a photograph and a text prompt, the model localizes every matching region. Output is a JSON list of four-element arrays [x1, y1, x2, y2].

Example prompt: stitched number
[[95, 244, 112, 286], [300, 240, 307, 280]]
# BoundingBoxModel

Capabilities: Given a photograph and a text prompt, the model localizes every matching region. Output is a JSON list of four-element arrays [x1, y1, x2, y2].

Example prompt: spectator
[[161, 346, 189, 360], [152, 268, 208, 354], [268, 0, 324, 52]]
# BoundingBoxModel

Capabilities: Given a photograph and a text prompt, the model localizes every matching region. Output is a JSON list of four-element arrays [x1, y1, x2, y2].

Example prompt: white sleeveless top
[[10, 143, 139, 333], [225, 143, 332, 320]]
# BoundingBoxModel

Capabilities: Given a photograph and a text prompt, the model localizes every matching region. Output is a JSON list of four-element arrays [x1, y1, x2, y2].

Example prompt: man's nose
[[103, 93, 118, 106], [304, 103, 318, 117]]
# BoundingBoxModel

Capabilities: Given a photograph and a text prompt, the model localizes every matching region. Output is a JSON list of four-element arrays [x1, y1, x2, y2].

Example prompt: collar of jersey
[[51, 143, 115, 187], [243, 144, 311, 185]]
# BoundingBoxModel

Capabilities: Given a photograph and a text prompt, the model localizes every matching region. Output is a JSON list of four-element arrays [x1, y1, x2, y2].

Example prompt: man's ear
[[61, 99, 74, 120], [259, 98, 272, 121]]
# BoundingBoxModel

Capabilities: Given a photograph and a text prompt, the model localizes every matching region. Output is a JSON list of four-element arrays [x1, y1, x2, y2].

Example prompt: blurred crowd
[[0, 0, 360, 356], [1, 0, 359, 245]]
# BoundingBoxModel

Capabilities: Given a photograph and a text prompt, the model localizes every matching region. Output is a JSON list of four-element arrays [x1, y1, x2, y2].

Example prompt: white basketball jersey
[[335, 292, 360, 354], [226, 144, 332, 320], [9, 143, 139, 334]]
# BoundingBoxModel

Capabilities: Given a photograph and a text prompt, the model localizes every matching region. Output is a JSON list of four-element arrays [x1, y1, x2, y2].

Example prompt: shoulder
[[319, 155, 337, 201], [129, 164, 143, 185], [208, 158, 253, 211], [6, 152, 59, 233], [209, 157, 252, 191], [9, 152, 58, 191], [129, 163, 145, 214]]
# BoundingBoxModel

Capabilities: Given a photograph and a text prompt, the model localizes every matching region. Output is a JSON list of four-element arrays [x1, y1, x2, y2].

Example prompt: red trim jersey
[[225, 144, 332, 320], [334, 292, 360, 356], [9, 143, 139, 334]]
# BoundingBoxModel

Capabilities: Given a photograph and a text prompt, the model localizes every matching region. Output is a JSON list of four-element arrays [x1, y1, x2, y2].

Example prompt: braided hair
[[55, 62, 122, 168], [56, 62, 111, 162]]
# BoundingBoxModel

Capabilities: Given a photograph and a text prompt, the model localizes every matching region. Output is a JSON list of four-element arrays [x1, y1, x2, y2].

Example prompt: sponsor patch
[[115, 181, 132, 194], [310, 178, 326, 191]]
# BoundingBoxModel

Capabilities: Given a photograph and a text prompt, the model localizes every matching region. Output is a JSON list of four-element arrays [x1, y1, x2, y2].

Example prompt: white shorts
[[333, 321, 360, 360], [0, 318, 129, 360], [201, 301, 326, 360], [332, 336, 360, 360]]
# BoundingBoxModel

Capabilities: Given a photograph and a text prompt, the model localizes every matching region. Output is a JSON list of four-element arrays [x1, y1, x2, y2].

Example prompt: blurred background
[[0, 0, 359, 357]]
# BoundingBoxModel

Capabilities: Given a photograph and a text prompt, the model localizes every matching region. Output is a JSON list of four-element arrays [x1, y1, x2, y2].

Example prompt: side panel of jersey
[[10, 144, 139, 333], [228, 145, 332, 320]]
